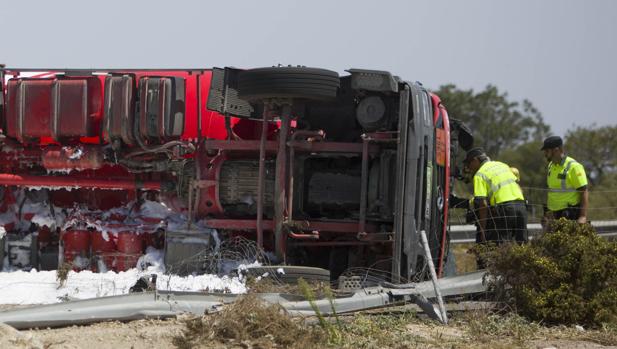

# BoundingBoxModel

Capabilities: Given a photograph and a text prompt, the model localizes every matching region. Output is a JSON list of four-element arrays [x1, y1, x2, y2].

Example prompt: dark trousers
[[552, 205, 581, 221], [474, 201, 528, 269], [476, 201, 528, 244]]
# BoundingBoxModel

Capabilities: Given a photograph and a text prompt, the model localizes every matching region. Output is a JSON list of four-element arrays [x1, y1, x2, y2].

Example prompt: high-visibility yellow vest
[[547, 156, 588, 211], [474, 161, 525, 205]]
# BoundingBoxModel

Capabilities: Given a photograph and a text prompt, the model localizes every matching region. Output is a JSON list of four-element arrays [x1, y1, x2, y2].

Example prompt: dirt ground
[[0, 316, 613, 349], [403, 322, 617, 349], [2, 318, 184, 349]]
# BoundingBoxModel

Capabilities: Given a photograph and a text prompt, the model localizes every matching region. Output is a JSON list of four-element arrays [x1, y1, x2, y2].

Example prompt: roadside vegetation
[[173, 299, 617, 348], [484, 219, 617, 327]]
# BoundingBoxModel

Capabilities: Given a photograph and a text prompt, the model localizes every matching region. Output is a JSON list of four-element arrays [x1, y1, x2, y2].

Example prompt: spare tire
[[237, 67, 340, 101]]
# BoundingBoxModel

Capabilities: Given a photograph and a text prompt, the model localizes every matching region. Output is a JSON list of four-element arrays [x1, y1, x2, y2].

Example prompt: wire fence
[[449, 185, 617, 225], [163, 235, 270, 277]]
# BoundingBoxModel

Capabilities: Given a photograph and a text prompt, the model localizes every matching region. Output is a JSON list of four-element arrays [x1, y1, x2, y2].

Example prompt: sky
[[2, 0, 615, 136]]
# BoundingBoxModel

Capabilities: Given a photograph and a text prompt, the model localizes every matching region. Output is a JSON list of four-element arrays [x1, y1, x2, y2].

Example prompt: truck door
[[392, 82, 441, 281]]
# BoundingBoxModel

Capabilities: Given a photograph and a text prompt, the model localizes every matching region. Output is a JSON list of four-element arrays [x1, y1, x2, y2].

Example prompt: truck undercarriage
[[0, 65, 472, 284]]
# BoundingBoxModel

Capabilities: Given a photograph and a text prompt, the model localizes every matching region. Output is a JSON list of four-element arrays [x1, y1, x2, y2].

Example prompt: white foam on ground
[[0, 247, 249, 305]]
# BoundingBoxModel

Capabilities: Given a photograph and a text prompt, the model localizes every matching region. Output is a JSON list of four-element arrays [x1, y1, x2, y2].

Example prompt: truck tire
[[237, 67, 340, 101], [242, 265, 331, 283]]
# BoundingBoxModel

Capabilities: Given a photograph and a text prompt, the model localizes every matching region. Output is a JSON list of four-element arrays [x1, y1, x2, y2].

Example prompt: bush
[[485, 219, 617, 326], [173, 294, 325, 349]]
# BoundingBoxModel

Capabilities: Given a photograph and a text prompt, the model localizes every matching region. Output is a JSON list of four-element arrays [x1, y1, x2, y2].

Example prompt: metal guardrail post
[[420, 230, 448, 324]]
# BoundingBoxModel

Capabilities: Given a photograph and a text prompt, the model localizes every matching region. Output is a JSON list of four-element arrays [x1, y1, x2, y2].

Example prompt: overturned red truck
[[0, 65, 472, 281]]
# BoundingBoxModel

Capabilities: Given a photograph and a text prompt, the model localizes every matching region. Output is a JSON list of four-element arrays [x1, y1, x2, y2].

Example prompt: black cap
[[463, 147, 486, 164], [541, 136, 563, 150]]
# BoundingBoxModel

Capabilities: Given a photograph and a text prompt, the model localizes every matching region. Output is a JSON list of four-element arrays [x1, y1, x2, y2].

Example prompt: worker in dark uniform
[[541, 136, 589, 225], [463, 148, 528, 244]]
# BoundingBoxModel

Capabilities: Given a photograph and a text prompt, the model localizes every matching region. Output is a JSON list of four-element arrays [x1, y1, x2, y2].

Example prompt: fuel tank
[[6, 76, 103, 143]]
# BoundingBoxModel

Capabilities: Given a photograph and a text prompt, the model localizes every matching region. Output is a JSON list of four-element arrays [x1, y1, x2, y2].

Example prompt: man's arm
[[577, 186, 588, 224], [569, 162, 589, 224]]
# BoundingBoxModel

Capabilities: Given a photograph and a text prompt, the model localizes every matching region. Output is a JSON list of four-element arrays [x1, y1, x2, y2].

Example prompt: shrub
[[173, 294, 325, 349], [485, 219, 617, 326]]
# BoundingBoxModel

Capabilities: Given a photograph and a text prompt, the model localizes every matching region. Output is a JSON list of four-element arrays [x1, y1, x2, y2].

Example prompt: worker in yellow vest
[[463, 148, 528, 244], [541, 136, 589, 224]]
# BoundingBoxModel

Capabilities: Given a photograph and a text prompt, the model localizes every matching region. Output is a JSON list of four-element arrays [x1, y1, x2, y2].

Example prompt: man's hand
[[577, 187, 589, 225]]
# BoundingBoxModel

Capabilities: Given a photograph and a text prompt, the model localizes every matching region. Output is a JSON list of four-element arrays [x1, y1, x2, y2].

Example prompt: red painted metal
[[289, 240, 392, 247], [91, 231, 116, 253], [91, 231, 117, 272], [37, 226, 53, 249], [116, 232, 144, 271], [288, 231, 319, 240], [203, 219, 378, 234], [117, 233, 144, 254], [62, 230, 91, 270], [197, 153, 226, 217], [52, 77, 103, 140], [431, 93, 451, 277], [111, 70, 234, 142], [286, 141, 379, 154], [0, 147, 41, 170], [6, 78, 55, 142], [196, 73, 203, 143], [6, 76, 105, 143], [41, 147, 104, 171], [4, 69, 235, 144], [0, 174, 161, 191]]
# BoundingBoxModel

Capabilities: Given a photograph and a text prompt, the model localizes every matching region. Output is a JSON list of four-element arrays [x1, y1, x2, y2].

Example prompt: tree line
[[436, 84, 617, 221]]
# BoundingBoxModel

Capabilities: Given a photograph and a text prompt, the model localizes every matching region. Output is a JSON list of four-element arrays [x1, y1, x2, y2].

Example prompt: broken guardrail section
[[0, 271, 486, 329]]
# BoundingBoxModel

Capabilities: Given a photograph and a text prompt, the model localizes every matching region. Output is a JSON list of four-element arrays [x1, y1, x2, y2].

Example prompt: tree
[[564, 125, 617, 185], [435, 84, 550, 158]]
